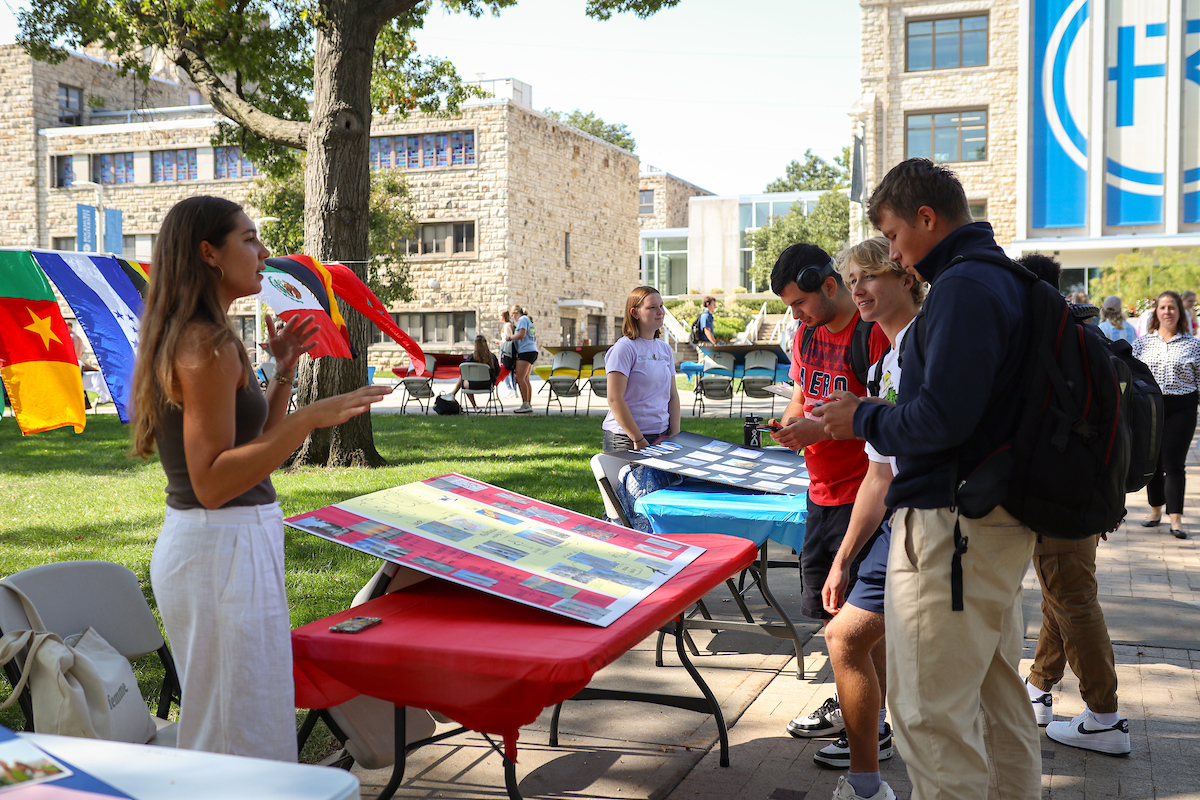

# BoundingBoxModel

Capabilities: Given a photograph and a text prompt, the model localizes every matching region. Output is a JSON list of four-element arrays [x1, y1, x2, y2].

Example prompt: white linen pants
[[885, 505, 1040, 799], [151, 503, 298, 762]]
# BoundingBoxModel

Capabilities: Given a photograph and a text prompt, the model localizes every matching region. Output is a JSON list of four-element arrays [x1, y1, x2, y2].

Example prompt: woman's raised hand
[[303, 385, 393, 429], [265, 314, 318, 371]]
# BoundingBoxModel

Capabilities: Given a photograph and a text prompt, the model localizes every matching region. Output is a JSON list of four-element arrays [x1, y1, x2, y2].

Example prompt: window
[[907, 15, 988, 71], [52, 236, 76, 251], [91, 153, 135, 185], [906, 110, 987, 163], [122, 234, 136, 256], [969, 202, 987, 222], [564, 232, 571, 267], [215, 147, 259, 179], [369, 131, 475, 170], [51, 155, 74, 188], [586, 314, 607, 347], [58, 85, 82, 125], [642, 236, 688, 296], [231, 316, 257, 349], [151, 149, 198, 182], [403, 222, 477, 256], [639, 189, 654, 215], [370, 311, 477, 345], [560, 318, 576, 347]]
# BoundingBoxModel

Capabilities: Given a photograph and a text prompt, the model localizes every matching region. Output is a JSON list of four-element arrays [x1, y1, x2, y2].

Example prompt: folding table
[[636, 482, 809, 677], [292, 533, 757, 800]]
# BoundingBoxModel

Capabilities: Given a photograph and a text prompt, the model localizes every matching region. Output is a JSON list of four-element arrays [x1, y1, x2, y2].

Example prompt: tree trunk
[[290, 0, 386, 467]]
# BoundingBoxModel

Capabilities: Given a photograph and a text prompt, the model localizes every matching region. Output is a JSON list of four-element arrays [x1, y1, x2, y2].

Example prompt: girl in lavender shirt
[[602, 286, 680, 452]]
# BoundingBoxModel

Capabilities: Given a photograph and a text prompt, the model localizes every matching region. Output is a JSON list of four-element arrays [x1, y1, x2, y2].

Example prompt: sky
[[0, 0, 862, 196]]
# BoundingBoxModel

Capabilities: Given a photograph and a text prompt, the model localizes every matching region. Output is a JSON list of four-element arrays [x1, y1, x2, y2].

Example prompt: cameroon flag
[[0, 250, 85, 434]]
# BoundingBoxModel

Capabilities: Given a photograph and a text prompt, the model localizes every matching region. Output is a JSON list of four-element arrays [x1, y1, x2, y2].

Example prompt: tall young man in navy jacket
[[816, 159, 1041, 799]]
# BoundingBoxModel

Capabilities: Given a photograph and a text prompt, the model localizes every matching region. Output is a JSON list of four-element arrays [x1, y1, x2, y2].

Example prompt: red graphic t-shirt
[[788, 314, 889, 506]]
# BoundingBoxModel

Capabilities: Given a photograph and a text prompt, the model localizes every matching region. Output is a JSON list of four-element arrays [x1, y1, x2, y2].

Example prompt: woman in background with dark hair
[[1134, 290, 1200, 539], [130, 196, 389, 759]]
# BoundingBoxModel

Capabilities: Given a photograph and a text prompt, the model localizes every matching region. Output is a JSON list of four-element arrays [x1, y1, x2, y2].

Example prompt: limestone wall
[[639, 168, 712, 230], [857, 0, 1018, 245]]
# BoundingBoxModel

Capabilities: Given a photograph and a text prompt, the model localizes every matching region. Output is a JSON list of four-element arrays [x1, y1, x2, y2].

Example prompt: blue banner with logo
[[1104, 0, 1167, 226], [1184, 7, 1200, 222], [1032, 0, 1090, 230], [76, 203, 96, 252], [104, 208, 123, 254]]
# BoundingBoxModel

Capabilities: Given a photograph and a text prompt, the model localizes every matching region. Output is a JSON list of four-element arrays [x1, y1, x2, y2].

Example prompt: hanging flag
[[256, 263, 353, 359], [323, 261, 427, 376], [0, 249, 85, 434], [268, 255, 352, 355], [32, 251, 143, 423], [116, 258, 149, 298]]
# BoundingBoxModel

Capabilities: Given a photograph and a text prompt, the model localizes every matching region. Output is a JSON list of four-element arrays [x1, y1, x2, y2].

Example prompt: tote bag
[[0, 581, 156, 743]]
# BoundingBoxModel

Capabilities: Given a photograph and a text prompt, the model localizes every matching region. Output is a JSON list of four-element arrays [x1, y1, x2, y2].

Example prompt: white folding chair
[[458, 361, 501, 415], [585, 352, 608, 415], [0, 561, 180, 746], [740, 349, 779, 416], [542, 351, 583, 415], [693, 351, 735, 417], [399, 355, 437, 414]]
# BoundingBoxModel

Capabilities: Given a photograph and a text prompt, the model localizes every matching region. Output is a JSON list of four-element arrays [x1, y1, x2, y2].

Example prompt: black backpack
[[689, 314, 706, 344], [1105, 337, 1164, 492], [433, 395, 462, 415], [943, 252, 1132, 542], [799, 317, 877, 387]]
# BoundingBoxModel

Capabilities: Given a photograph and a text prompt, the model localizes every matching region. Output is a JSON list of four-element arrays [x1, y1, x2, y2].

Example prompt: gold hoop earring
[[212, 265, 225, 282]]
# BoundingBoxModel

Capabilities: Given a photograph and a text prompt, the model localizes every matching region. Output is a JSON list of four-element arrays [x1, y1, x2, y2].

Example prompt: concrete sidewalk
[[349, 445, 1200, 798]]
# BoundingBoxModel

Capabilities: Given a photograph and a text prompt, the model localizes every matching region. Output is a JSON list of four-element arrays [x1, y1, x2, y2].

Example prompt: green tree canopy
[[750, 190, 850, 288], [1087, 247, 1200, 314], [764, 148, 849, 193], [543, 108, 636, 151]]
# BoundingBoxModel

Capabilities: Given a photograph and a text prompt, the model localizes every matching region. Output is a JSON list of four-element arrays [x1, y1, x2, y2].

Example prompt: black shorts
[[516, 351, 538, 364], [799, 497, 881, 620]]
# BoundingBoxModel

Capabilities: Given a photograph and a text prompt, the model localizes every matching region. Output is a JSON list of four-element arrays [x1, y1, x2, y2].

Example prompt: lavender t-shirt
[[602, 336, 675, 436]]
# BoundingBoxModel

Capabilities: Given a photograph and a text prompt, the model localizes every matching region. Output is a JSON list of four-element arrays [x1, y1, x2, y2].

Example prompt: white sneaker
[[514, 402, 533, 414], [786, 696, 845, 738], [1027, 679, 1053, 726], [1045, 708, 1131, 755], [831, 775, 896, 800]]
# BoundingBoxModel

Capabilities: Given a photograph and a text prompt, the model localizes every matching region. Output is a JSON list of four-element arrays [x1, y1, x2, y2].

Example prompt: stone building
[[0, 44, 641, 369], [638, 165, 711, 230], [855, 0, 1200, 294]]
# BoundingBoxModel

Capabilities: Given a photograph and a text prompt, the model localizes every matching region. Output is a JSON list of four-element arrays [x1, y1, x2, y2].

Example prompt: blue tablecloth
[[679, 362, 793, 384], [636, 479, 807, 553]]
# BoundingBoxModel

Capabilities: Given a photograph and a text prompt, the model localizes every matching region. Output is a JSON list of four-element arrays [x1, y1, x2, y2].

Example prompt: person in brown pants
[[1025, 534, 1131, 755]]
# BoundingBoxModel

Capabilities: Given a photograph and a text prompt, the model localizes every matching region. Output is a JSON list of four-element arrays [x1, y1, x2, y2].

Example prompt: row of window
[[51, 147, 258, 187], [368, 312, 478, 346], [401, 222, 476, 256], [369, 131, 476, 171]]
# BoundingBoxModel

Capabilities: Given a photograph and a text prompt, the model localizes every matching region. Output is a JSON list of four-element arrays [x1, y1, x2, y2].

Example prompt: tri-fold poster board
[[285, 474, 705, 627], [606, 431, 809, 495]]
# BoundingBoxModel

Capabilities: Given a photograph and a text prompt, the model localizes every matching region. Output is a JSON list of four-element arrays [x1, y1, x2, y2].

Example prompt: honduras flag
[[32, 250, 143, 423]]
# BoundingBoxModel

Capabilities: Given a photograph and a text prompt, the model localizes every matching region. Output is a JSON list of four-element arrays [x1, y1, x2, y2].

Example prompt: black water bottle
[[744, 415, 762, 448]]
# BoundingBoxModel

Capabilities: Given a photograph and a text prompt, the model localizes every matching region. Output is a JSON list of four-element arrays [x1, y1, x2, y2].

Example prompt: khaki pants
[[885, 506, 1040, 799], [1027, 535, 1118, 713]]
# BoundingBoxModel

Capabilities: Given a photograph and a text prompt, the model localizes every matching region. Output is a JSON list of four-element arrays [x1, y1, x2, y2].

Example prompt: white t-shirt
[[602, 336, 675, 436], [863, 318, 915, 477]]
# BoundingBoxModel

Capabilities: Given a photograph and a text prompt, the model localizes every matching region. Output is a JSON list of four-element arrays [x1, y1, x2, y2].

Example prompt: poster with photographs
[[607, 431, 809, 494], [285, 474, 705, 627], [0, 736, 72, 794]]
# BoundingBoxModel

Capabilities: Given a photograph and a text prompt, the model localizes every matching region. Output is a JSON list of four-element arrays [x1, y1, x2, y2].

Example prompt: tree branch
[[176, 42, 309, 150]]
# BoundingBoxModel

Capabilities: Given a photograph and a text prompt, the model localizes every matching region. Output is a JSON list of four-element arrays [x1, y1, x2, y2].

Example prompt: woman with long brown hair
[[602, 286, 680, 451], [1134, 290, 1200, 538], [130, 196, 389, 760]]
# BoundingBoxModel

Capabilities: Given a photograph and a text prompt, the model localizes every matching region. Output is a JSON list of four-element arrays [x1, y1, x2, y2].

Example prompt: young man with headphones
[[767, 242, 889, 744]]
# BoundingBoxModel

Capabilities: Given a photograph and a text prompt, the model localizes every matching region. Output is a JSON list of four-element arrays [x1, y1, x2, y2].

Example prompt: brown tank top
[[156, 377, 277, 510]]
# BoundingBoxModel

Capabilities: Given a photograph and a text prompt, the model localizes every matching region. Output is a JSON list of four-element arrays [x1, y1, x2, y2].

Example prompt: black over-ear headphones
[[797, 258, 836, 293]]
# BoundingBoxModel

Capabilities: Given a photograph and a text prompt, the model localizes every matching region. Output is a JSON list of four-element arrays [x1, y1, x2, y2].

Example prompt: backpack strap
[[850, 318, 876, 387], [866, 345, 891, 399], [800, 319, 875, 388]]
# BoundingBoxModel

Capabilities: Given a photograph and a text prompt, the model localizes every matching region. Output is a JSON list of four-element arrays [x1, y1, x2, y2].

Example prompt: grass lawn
[[0, 412, 743, 750]]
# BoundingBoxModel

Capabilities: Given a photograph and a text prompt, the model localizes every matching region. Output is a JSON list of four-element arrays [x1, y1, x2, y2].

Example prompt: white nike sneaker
[[1045, 708, 1131, 755]]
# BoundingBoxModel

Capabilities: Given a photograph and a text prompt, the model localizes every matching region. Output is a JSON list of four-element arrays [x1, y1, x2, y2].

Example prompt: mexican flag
[[0, 250, 85, 434]]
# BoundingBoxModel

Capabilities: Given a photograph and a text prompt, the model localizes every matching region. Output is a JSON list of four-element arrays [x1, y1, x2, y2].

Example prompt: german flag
[[0, 250, 85, 434]]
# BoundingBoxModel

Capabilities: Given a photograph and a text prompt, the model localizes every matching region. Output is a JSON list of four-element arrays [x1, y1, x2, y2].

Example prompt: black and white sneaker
[[1027, 679, 1053, 726], [813, 723, 893, 769], [786, 696, 845, 738]]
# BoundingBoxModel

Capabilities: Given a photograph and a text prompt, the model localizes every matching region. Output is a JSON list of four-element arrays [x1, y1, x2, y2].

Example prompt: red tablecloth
[[392, 363, 510, 383], [292, 533, 756, 759]]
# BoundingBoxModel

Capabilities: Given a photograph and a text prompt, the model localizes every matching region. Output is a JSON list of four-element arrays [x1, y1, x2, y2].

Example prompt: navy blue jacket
[[853, 223, 1031, 510]]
